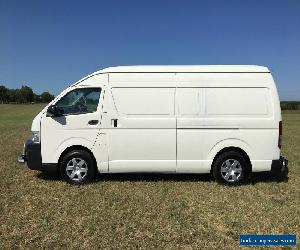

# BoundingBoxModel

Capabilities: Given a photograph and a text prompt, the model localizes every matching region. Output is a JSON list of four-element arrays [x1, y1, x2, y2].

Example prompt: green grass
[[0, 104, 299, 249]]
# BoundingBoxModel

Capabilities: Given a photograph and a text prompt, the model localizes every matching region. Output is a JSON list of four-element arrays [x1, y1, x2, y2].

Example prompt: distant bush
[[0, 85, 54, 104], [281, 102, 299, 110]]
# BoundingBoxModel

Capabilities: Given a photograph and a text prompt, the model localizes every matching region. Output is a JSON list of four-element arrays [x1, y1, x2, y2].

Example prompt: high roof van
[[18, 65, 288, 185]]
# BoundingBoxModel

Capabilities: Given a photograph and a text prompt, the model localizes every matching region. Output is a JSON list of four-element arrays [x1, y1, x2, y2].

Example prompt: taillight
[[278, 121, 282, 149]]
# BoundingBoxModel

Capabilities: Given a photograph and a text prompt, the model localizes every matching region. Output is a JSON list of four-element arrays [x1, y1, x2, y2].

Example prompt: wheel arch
[[58, 145, 97, 169], [208, 139, 254, 172], [211, 146, 252, 173]]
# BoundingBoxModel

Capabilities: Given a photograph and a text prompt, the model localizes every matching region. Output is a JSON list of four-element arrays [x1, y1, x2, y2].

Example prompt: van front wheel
[[60, 150, 96, 184], [212, 151, 250, 185]]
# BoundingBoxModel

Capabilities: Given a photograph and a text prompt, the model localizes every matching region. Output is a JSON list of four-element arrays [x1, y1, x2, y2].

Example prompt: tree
[[0, 85, 8, 103], [33, 93, 41, 103], [7, 89, 18, 103], [40, 92, 54, 103], [281, 102, 299, 110], [19, 85, 34, 103]]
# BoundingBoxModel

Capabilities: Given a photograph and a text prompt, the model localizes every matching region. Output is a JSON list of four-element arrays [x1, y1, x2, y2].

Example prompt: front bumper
[[18, 139, 57, 172], [271, 156, 289, 175], [18, 139, 42, 170]]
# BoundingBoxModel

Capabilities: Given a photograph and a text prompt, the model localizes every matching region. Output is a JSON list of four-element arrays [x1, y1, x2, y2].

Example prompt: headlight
[[32, 131, 40, 143]]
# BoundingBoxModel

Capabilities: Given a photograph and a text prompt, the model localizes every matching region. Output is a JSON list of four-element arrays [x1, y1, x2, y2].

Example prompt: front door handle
[[88, 120, 99, 125]]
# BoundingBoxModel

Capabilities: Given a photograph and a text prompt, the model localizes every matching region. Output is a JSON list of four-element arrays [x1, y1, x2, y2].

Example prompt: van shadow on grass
[[96, 173, 213, 182], [250, 171, 289, 184], [36, 171, 61, 181], [36, 171, 288, 184], [35, 171, 213, 183]]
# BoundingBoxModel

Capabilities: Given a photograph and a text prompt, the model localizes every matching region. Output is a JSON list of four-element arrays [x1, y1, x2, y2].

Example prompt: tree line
[[280, 101, 299, 110], [0, 85, 55, 104]]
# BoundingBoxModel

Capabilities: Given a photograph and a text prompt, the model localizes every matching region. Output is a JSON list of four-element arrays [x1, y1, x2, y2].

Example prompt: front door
[[41, 87, 103, 164]]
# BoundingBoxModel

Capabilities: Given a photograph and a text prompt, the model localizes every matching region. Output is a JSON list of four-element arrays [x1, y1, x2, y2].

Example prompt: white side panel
[[177, 129, 279, 173], [177, 88, 201, 116], [176, 80, 280, 173], [109, 73, 176, 87], [176, 88, 206, 172], [107, 86, 176, 173], [206, 88, 269, 116], [108, 129, 175, 160], [113, 88, 174, 116], [108, 129, 176, 172]]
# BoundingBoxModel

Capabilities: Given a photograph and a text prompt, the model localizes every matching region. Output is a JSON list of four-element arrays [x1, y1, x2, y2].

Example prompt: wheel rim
[[220, 159, 242, 183], [66, 157, 88, 182]]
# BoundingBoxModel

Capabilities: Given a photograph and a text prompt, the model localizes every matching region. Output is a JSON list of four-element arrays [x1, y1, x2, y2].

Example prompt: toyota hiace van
[[18, 65, 288, 184]]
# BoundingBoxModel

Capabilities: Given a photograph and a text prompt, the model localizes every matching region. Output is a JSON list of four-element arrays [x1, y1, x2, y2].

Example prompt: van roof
[[72, 65, 270, 87], [98, 65, 270, 73]]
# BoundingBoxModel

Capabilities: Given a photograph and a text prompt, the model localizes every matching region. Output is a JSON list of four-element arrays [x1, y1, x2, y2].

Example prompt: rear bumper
[[271, 156, 288, 174], [18, 139, 57, 173]]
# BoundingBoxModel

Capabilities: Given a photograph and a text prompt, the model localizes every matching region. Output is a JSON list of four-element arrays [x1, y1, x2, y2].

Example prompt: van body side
[[18, 65, 288, 184]]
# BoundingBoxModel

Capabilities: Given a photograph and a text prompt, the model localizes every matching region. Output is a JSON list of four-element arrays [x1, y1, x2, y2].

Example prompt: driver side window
[[56, 88, 101, 115]]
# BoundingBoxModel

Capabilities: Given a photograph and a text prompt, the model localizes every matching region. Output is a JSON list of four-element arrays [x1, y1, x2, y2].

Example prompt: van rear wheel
[[60, 150, 96, 184], [213, 151, 250, 185]]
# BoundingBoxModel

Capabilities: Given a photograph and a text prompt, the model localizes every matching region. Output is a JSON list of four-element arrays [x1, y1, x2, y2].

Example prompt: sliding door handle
[[111, 119, 118, 127], [88, 120, 99, 125]]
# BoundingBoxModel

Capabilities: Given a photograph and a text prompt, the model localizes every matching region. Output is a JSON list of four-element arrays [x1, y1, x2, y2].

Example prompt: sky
[[0, 0, 299, 100]]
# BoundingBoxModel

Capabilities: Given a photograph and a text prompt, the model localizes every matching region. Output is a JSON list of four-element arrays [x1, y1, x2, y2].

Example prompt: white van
[[18, 65, 288, 185]]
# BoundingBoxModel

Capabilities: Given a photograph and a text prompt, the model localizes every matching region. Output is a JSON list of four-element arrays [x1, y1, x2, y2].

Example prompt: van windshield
[[56, 88, 101, 115]]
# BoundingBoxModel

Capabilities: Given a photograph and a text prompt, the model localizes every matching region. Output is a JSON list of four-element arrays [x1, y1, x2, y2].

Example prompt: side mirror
[[46, 105, 63, 117]]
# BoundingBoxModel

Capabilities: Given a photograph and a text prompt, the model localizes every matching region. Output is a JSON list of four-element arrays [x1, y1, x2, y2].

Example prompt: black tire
[[212, 150, 250, 185], [60, 150, 96, 185]]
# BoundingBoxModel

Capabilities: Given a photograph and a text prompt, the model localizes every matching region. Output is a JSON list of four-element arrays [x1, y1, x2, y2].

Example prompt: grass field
[[0, 104, 299, 249]]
